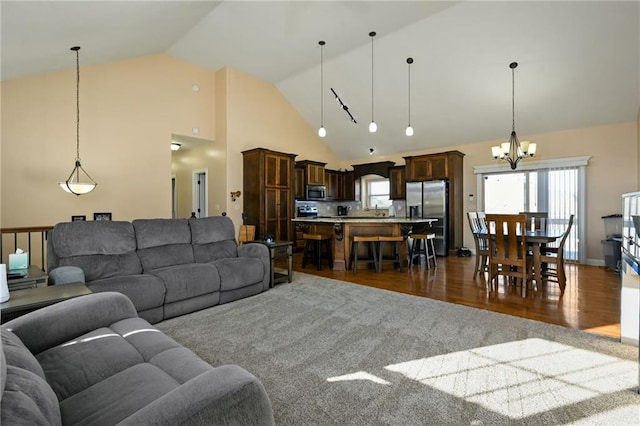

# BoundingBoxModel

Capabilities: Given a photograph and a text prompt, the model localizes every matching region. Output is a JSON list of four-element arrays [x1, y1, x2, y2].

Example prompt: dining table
[[475, 229, 564, 288]]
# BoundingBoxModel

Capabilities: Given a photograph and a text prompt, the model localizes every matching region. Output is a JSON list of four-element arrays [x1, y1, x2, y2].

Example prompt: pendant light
[[368, 31, 377, 133], [317, 40, 327, 138], [59, 46, 97, 195], [405, 57, 414, 136], [491, 62, 536, 170]]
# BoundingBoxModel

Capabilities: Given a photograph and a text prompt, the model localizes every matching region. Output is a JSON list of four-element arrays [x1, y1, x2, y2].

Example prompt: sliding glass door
[[483, 168, 579, 261]]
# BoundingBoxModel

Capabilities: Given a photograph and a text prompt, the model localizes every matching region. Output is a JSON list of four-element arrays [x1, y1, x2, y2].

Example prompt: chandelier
[[491, 62, 536, 170], [59, 46, 97, 195]]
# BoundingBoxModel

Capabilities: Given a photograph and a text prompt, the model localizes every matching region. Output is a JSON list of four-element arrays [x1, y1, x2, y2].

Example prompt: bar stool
[[377, 235, 404, 272], [302, 234, 333, 270], [350, 236, 378, 273], [409, 233, 437, 269]]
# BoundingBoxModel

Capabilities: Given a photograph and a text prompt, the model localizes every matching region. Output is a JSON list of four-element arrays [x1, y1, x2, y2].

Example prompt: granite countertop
[[292, 216, 437, 224]]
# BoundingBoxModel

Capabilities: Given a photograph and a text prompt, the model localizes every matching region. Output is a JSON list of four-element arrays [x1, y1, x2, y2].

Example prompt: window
[[475, 157, 589, 263], [360, 174, 392, 209]]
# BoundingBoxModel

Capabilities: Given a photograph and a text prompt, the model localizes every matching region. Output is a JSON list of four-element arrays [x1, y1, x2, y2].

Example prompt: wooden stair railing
[[1, 226, 53, 272]]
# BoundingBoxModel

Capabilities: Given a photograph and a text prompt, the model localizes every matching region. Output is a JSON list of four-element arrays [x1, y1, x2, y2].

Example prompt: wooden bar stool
[[377, 235, 404, 272], [409, 233, 437, 269], [350, 236, 378, 273], [302, 234, 333, 271]]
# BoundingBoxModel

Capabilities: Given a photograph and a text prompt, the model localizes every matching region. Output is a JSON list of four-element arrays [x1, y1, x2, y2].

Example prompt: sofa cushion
[[86, 274, 166, 315], [59, 253, 142, 281], [214, 257, 266, 291], [2, 329, 46, 381], [51, 221, 137, 257], [190, 216, 239, 262], [147, 264, 220, 304], [193, 240, 238, 262], [189, 216, 236, 244], [50, 221, 143, 279], [1, 329, 61, 426], [133, 219, 195, 270], [133, 218, 192, 249]]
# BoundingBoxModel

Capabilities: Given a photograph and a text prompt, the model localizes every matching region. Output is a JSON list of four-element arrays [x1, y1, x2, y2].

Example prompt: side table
[[7, 265, 48, 291], [254, 240, 293, 287], [0, 283, 92, 324]]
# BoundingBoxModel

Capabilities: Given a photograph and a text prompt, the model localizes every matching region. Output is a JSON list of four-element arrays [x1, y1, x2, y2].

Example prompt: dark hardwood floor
[[282, 252, 622, 340]]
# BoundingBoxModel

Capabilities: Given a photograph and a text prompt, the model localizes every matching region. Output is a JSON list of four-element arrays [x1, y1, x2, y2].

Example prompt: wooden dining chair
[[539, 214, 574, 293], [467, 212, 489, 279], [486, 214, 533, 292], [519, 211, 548, 231]]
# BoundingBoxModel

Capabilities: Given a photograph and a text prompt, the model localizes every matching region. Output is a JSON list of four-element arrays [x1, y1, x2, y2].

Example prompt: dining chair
[[519, 211, 548, 231], [486, 213, 533, 292], [467, 212, 489, 279], [539, 214, 574, 293]]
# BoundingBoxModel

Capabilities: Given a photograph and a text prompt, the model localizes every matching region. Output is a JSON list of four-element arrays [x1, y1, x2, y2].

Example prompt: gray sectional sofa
[[47, 216, 271, 324], [1, 291, 275, 425]]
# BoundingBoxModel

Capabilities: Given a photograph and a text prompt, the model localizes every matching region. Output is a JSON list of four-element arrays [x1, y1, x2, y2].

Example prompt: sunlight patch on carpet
[[327, 371, 391, 385], [384, 338, 637, 420]]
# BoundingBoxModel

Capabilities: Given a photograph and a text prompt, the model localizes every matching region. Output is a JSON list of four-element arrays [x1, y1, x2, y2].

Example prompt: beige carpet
[[156, 272, 640, 425]]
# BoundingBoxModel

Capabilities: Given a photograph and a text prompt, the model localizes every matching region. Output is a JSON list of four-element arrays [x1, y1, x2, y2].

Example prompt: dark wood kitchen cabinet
[[389, 166, 406, 200], [243, 148, 297, 242], [341, 171, 355, 201], [294, 166, 305, 199], [296, 160, 326, 186], [325, 169, 340, 200]]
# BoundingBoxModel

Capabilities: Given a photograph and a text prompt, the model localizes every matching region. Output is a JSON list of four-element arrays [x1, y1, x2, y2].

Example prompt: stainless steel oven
[[305, 185, 326, 201]]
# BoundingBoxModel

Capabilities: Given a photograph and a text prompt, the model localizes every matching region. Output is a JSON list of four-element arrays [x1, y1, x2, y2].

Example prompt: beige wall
[[342, 121, 638, 262], [221, 67, 341, 227], [1, 54, 215, 226]]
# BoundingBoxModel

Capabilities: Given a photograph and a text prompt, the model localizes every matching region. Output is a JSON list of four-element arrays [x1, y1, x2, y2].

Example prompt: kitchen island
[[292, 217, 436, 271]]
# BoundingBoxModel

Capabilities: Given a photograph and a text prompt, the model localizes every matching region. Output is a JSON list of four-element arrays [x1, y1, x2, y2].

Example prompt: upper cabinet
[[296, 160, 326, 186], [294, 166, 305, 200], [341, 171, 355, 201], [389, 166, 406, 200], [404, 151, 452, 182], [325, 169, 340, 200]]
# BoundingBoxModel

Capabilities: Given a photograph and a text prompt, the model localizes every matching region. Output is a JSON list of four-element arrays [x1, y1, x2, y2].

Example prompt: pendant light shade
[[368, 31, 377, 133], [491, 62, 536, 170], [59, 46, 97, 195], [405, 57, 414, 136], [317, 40, 327, 138]]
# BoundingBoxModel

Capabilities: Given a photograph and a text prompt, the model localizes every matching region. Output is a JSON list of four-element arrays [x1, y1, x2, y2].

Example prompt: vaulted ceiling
[[3, 1, 638, 160]]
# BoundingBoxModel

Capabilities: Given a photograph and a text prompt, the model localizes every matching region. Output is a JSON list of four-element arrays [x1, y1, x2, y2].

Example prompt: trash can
[[602, 214, 622, 272]]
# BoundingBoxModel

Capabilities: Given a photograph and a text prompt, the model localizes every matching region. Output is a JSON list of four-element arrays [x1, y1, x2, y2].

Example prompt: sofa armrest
[[48, 266, 85, 285], [118, 365, 275, 426], [237, 242, 269, 262], [4, 292, 138, 355], [237, 243, 271, 289]]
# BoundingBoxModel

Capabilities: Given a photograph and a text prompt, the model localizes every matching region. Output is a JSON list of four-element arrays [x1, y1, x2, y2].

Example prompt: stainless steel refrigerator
[[406, 180, 448, 256]]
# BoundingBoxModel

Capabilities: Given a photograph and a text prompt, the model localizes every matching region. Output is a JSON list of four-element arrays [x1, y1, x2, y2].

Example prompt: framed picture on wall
[[71, 215, 86, 222], [93, 212, 112, 221]]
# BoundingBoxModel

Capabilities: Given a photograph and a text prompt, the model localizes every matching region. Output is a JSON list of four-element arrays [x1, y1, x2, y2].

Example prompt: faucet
[[375, 204, 379, 216]]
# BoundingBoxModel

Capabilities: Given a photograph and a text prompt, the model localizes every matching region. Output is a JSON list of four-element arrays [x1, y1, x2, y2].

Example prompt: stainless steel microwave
[[305, 185, 327, 201]]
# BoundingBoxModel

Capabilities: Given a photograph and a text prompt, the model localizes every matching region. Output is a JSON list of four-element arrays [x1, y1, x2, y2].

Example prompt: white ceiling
[[3, 1, 639, 161]]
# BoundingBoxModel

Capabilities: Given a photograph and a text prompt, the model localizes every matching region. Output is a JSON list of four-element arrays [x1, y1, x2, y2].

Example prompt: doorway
[[193, 170, 208, 218]]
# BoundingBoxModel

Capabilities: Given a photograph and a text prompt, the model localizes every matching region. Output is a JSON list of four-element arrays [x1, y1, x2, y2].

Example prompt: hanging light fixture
[[368, 31, 377, 133], [59, 46, 97, 195], [318, 40, 327, 138], [491, 62, 536, 170], [405, 57, 414, 137]]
